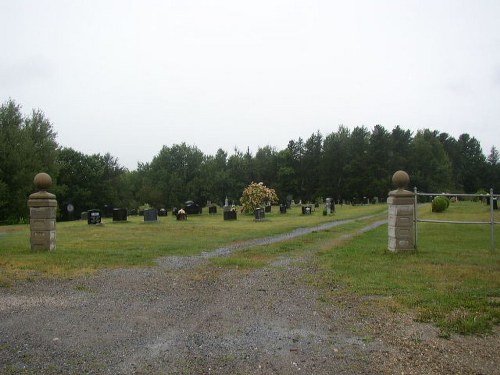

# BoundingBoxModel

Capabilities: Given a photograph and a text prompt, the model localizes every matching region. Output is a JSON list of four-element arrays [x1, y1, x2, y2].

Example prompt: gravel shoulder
[[0, 220, 498, 375]]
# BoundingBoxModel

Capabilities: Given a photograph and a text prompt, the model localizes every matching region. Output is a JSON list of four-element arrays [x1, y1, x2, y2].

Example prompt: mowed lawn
[[0, 204, 385, 283], [212, 200, 499, 336], [1, 201, 498, 335]]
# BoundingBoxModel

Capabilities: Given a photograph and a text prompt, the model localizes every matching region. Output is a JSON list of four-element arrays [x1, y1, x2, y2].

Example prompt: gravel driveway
[[1, 219, 498, 375]]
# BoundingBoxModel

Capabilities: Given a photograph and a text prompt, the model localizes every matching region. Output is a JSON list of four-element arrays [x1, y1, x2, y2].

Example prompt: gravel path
[[0, 218, 498, 375]]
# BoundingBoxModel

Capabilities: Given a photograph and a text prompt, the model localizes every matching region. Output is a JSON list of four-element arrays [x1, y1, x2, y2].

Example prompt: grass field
[[0, 204, 385, 283], [1, 201, 499, 336], [211, 200, 500, 336]]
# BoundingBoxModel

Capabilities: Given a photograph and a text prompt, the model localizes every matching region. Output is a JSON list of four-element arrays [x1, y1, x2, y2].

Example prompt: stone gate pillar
[[387, 170, 415, 251], [28, 172, 57, 251]]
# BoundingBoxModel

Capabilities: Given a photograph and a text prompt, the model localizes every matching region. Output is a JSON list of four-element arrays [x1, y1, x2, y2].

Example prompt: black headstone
[[144, 208, 158, 222], [223, 210, 237, 220], [113, 208, 127, 221], [88, 209, 102, 224], [255, 208, 265, 221]]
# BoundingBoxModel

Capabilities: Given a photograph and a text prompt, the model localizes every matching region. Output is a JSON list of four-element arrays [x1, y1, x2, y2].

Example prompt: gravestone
[[302, 205, 312, 215], [280, 204, 287, 214], [88, 209, 101, 225], [265, 205, 271, 213], [66, 203, 75, 221], [254, 208, 265, 221], [113, 208, 127, 221], [144, 208, 158, 222], [103, 204, 113, 218], [223, 210, 237, 220], [325, 198, 334, 215], [209, 206, 217, 214], [81, 211, 88, 221], [28, 173, 57, 251], [176, 208, 187, 220], [129, 208, 137, 216], [159, 208, 167, 216], [185, 201, 202, 215], [387, 170, 415, 251]]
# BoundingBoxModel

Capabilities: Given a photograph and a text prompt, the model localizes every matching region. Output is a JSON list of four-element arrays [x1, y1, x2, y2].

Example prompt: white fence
[[413, 188, 498, 251]]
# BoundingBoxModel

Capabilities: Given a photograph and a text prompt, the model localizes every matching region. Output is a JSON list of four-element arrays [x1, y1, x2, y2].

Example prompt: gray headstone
[[144, 208, 158, 222]]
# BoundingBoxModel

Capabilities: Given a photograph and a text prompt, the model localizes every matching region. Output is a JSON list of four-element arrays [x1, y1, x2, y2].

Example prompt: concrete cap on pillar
[[389, 170, 414, 197], [30, 172, 56, 199]]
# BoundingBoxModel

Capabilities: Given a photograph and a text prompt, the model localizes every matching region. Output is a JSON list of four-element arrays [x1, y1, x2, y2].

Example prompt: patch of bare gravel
[[0, 220, 498, 374]]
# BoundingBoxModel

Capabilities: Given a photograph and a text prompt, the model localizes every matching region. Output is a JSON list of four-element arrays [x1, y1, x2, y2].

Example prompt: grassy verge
[[0, 204, 385, 284], [3, 200, 497, 336], [213, 200, 499, 336]]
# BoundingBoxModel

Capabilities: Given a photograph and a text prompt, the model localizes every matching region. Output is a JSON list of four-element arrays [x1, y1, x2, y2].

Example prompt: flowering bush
[[240, 182, 278, 214]]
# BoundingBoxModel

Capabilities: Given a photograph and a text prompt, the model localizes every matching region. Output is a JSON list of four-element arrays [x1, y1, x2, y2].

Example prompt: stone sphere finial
[[392, 170, 410, 190], [34, 172, 52, 191]]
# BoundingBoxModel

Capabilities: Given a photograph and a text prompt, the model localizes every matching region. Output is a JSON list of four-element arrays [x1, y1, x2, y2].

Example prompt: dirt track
[[1, 220, 498, 374]]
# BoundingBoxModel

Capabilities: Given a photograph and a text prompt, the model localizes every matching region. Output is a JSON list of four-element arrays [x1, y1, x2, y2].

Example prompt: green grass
[[315, 201, 500, 336], [2, 200, 498, 336], [0, 204, 385, 283], [211, 200, 499, 336]]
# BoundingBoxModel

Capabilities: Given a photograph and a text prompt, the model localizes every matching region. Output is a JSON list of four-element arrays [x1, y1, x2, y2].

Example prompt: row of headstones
[[82, 203, 330, 224], [83, 206, 217, 224]]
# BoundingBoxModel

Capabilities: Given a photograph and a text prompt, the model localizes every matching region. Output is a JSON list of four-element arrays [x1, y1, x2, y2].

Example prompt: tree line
[[1, 99, 499, 223]]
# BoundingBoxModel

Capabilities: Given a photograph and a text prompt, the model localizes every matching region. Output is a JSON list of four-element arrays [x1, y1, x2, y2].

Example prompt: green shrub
[[432, 196, 449, 212]]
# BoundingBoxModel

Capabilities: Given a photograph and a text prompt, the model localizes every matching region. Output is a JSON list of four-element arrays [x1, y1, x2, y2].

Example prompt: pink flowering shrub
[[240, 182, 278, 214]]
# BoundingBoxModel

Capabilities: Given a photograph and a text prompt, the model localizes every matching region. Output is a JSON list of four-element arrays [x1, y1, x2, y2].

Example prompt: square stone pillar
[[28, 173, 57, 251], [387, 171, 415, 252]]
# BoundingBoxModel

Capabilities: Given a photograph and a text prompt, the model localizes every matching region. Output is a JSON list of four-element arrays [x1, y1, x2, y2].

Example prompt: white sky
[[1, 0, 499, 170]]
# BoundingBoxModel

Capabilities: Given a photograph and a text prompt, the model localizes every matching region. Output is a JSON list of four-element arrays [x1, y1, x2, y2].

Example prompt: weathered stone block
[[30, 218, 56, 231], [29, 207, 57, 219]]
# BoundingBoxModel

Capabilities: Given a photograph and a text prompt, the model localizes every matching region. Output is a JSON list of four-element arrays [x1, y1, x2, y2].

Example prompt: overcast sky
[[1, 0, 499, 170]]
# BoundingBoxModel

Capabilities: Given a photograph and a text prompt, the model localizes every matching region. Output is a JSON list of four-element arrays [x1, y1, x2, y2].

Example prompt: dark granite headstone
[[144, 208, 158, 222], [255, 208, 265, 221], [209, 206, 217, 214], [302, 205, 312, 215], [185, 203, 202, 215], [88, 209, 102, 224], [113, 208, 127, 221], [223, 210, 237, 220]]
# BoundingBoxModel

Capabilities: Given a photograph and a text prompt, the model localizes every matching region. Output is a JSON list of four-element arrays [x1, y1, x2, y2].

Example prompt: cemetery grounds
[[0, 202, 499, 374]]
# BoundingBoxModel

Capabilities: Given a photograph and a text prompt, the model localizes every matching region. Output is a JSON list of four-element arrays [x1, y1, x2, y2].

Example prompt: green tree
[[275, 148, 297, 203], [486, 146, 500, 191], [200, 148, 230, 205], [456, 134, 486, 193], [0, 100, 58, 223], [286, 138, 305, 200], [366, 125, 391, 199], [253, 146, 278, 188], [389, 125, 412, 173], [142, 143, 205, 208], [344, 126, 370, 202], [55, 148, 127, 219], [487, 146, 499, 165], [226, 148, 254, 204], [320, 125, 350, 201], [409, 129, 453, 192], [302, 131, 323, 201]]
